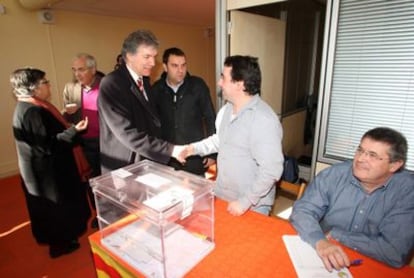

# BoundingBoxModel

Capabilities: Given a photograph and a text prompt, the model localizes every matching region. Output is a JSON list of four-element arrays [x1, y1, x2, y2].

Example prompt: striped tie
[[137, 77, 144, 92]]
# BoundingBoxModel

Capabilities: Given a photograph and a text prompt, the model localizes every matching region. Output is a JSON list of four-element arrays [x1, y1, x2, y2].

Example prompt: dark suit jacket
[[98, 64, 173, 173], [13, 101, 90, 243], [152, 72, 216, 175]]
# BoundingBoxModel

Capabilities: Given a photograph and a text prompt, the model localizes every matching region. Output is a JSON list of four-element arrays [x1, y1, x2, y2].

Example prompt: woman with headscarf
[[11, 68, 91, 258]]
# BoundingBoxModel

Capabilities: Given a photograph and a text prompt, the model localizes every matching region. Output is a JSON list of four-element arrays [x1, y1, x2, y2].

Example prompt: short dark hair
[[224, 55, 261, 95], [10, 68, 45, 97], [116, 54, 123, 63], [121, 30, 159, 59], [362, 127, 408, 167], [162, 47, 185, 64]]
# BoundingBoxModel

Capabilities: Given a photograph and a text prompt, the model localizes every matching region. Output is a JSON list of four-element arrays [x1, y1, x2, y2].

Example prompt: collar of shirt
[[126, 64, 141, 84], [229, 94, 259, 120], [81, 76, 98, 93], [350, 172, 388, 194], [82, 84, 92, 92], [166, 79, 184, 93]]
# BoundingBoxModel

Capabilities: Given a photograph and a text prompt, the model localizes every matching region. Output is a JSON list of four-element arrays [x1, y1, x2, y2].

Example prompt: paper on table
[[143, 186, 194, 218], [283, 235, 353, 278], [135, 173, 171, 189], [112, 168, 133, 179], [102, 219, 214, 278]]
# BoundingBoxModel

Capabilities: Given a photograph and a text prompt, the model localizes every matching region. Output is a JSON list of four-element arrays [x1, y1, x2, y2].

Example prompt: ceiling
[[50, 0, 215, 27]]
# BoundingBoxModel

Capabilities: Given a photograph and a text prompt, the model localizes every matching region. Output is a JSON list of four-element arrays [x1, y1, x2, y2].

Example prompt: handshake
[[172, 144, 194, 164]]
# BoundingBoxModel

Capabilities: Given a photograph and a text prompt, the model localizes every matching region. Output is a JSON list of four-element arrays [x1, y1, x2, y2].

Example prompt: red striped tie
[[137, 78, 144, 92]]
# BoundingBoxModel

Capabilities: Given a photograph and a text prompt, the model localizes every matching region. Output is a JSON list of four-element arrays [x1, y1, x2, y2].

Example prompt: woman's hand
[[75, 117, 88, 132]]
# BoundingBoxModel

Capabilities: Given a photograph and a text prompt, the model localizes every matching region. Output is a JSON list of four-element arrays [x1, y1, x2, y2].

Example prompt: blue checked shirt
[[290, 160, 414, 267]]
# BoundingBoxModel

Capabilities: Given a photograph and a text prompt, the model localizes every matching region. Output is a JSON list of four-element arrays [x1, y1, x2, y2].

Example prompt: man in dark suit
[[98, 30, 183, 173]]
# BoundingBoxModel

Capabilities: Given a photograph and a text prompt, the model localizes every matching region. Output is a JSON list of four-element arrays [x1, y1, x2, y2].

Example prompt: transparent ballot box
[[90, 160, 215, 278]]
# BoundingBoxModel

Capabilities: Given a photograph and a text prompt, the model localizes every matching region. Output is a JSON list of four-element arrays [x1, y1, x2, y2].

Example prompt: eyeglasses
[[72, 67, 90, 73], [355, 146, 387, 161], [39, 79, 50, 85]]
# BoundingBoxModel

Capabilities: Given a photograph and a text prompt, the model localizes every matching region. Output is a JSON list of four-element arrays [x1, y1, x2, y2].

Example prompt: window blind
[[320, 0, 414, 170]]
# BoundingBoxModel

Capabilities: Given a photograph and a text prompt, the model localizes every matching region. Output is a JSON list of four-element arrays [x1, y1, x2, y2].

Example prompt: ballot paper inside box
[[90, 160, 215, 278]]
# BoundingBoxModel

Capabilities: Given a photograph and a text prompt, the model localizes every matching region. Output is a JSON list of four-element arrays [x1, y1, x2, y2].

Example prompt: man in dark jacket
[[152, 47, 216, 175], [98, 30, 183, 173]]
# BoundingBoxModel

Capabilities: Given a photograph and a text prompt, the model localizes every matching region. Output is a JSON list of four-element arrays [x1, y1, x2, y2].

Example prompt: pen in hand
[[350, 259, 363, 267]]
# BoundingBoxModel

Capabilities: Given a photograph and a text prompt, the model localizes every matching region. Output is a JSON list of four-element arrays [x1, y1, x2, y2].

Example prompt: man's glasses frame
[[355, 146, 387, 161]]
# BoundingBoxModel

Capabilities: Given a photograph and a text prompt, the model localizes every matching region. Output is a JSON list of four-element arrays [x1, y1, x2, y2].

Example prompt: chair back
[[277, 179, 307, 200]]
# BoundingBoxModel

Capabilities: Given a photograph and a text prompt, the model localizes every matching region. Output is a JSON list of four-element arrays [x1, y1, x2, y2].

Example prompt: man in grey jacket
[[180, 55, 284, 216]]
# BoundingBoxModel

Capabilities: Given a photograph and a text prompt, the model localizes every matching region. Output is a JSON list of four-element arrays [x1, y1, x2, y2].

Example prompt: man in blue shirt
[[290, 127, 414, 271]]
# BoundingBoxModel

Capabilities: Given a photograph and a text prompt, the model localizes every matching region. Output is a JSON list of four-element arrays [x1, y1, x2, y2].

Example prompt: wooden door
[[229, 10, 285, 115]]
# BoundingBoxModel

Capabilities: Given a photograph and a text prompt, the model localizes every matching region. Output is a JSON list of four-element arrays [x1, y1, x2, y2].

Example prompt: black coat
[[12, 102, 90, 244], [98, 64, 173, 173], [152, 72, 216, 175]]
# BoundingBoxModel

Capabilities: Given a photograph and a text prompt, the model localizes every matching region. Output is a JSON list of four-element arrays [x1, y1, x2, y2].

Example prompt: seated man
[[290, 127, 414, 271]]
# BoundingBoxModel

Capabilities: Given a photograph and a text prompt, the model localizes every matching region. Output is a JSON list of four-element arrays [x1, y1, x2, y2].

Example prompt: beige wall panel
[[229, 10, 285, 115], [315, 162, 330, 175], [281, 110, 306, 158]]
